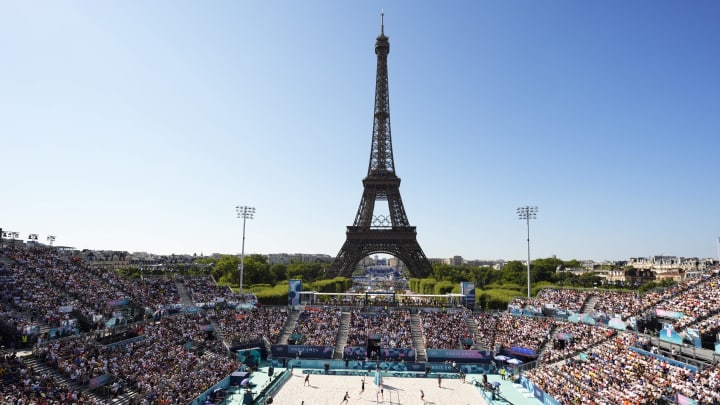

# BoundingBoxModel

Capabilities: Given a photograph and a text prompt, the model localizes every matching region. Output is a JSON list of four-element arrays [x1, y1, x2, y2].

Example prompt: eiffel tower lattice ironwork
[[328, 16, 432, 278]]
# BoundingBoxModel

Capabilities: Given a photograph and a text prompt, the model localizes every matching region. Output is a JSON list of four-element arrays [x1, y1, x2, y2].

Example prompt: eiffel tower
[[328, 15, 432, 278]]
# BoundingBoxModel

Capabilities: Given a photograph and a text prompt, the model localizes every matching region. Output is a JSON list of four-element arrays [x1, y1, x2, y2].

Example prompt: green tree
[[564, 259, 582, 268], [432, 264, 457, 281], [213, 255, 240, 282], [532, 257, 564, 283], [270, 263, 288, 284], [578, 272, 601, 287], [501, 261, 526, 285], [286, 262, 327, 282], [241, 254, 272, 285], [551, 270, 578, 287]]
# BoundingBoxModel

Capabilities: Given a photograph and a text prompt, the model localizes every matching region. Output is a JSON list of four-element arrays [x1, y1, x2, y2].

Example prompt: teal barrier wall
[[267, 358, 495, 374]]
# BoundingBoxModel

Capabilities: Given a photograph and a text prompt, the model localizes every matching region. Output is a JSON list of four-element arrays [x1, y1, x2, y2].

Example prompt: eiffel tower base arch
[[328, 228, 432, 278]]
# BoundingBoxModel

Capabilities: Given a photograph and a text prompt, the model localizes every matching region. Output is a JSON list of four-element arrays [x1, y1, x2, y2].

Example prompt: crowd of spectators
[[692, 312, 720, 338], [508, 289, 590, 314], [1, 246, 190, 344], [536, 289, 591, 312], [1, 350, 97, 404], [654, 276, 720, 330], [590, 290, 645, 319], [123, 276, 182, 312], [212, 306, 288, 345], [2, 247, 105, 337], [346, 309, 413, 348], [290, 307, 341, 346], [33, 312, 237, 404], [420, 309, 472, 349], [474, 312, 554, 354], [541, 322, 615, 364], [183, 276, 237, 306], [3, 242, 720, 405], [526, 332, 720, 404]]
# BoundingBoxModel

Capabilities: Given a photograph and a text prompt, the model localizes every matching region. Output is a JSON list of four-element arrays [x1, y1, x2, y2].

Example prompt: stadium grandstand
[[1, 241, 720, 404]]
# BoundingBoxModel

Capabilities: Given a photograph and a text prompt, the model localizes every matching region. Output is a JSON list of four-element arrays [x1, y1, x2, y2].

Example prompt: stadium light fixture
[[517, 206, 538, 298], [235, 205, 256, 295]]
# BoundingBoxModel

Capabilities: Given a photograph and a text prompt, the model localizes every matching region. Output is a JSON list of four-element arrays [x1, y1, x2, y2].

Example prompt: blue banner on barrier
[[508, 346, 537, 358], [520, 376, 561, 405], [522, 309, 542, 317], [715, 342, 720, 355], [684, 328, 701, 348], [344, 346, 367, 359], [659, 323, 684, 345], [425, 349, 493, 363], [271, 344, 334, 359], [608, 317, 627, 331], [88, 374, 110, 390], [544, 395, 562, 405], [581, 314, 596, 325], [461, 281, 475, 309], [656, 308, 685, 319], [106, 298, 129, 307], [289, 279, 302, 306], [534, 385, 544, 401], [520, 376, 533, 392], [677, 393, 698, 405], [380, 347, 415, 361], [236, 348, 262, 367]]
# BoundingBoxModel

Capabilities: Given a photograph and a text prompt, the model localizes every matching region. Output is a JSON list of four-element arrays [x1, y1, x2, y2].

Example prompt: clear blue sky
[[2, 1, 719, 262]]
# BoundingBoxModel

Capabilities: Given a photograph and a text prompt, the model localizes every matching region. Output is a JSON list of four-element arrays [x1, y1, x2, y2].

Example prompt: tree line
[[117, 255, 673, 309]]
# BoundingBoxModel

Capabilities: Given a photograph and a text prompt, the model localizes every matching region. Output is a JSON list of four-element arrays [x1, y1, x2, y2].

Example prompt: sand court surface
[[266, 371, 489, 405]]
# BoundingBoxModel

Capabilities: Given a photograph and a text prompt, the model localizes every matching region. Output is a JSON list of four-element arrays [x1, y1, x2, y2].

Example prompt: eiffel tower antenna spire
[[329, 16, 432, 278], [381, 10, 384, 36]]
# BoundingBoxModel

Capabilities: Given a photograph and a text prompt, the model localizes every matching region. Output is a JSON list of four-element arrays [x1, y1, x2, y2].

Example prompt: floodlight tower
[[235, 205, 256, 295], [517, 206, 538, 298], [47, 235, 56, 246]]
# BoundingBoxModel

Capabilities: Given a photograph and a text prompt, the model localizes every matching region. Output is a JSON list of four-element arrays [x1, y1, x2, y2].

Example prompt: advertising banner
[[684, 328, 702, 348], [508, 346, 537, 358], [380, 347, 415, 361], [88, 374, 110, 390], [608, 317, 627, 331], [656, 308, 685, 319], [426, 349, 493, 363], [106, 298, 129, 307], [534, 385, 544, 401], [271, 344, 334, 359], [581, 314, 596, 325], [544, 395, 562, 405], [460, 281, 476, 309], [344, 346, 367, 360], [236, 348, 262, 367], [288, 279, 302, 306], [677, 393, 698, 405], [659, 323, 684, 345]]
